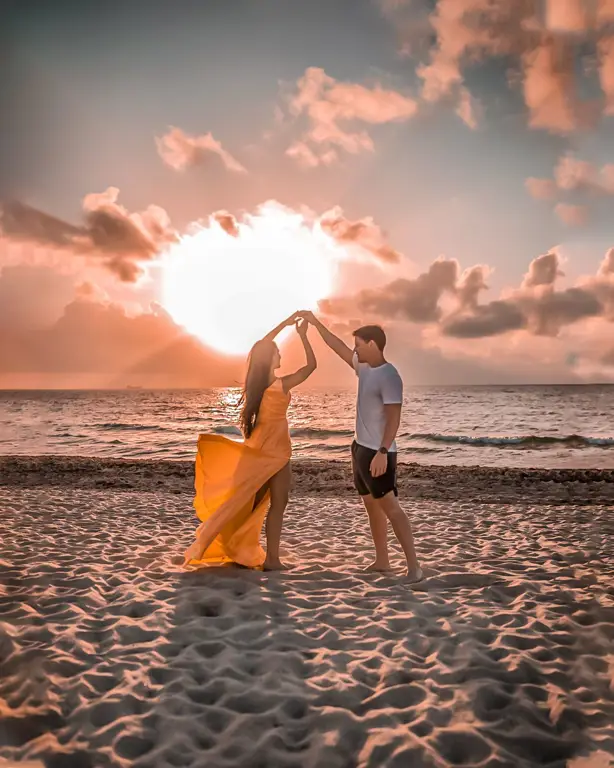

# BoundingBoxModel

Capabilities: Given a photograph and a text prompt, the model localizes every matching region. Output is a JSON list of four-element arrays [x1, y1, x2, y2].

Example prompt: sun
[[160, 202, 343, 355]]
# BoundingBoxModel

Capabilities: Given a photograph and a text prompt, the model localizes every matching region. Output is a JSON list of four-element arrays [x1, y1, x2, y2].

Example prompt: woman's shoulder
[[268, 377, 290, 397]]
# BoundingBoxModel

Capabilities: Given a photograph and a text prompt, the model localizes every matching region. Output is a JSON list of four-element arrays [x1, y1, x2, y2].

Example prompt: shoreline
[[1, 455, 614, 504]]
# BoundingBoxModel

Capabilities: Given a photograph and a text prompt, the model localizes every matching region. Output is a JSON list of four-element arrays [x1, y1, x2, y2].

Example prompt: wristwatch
[[378, 446, 388, 454]]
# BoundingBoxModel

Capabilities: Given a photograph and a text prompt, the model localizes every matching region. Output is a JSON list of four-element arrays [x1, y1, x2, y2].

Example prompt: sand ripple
[[0, 488, 613, 767]]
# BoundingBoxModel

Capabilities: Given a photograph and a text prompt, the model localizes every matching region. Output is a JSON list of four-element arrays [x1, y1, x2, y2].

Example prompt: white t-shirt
[[353, 353, 403, 451]]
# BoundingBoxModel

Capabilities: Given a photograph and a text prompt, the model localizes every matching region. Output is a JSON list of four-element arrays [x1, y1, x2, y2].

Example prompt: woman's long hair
[[239, 339, 277, 439]]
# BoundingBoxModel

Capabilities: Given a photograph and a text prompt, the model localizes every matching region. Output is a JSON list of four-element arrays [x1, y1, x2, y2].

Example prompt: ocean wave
[[212, 426, 242, 436], [407, 433, 614, 448], [290, 427, 354, 438], [95, 423, 161, 431]]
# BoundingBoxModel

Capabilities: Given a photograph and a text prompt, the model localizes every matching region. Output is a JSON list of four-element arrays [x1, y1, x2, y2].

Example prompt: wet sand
[[1, 455, 614, 504]]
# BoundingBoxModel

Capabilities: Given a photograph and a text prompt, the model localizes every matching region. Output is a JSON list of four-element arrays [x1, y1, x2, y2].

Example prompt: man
[[299, 311, 423, 582]]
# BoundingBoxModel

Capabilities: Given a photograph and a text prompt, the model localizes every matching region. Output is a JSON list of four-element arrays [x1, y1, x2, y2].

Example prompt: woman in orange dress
[[182, 313, 316, 570]]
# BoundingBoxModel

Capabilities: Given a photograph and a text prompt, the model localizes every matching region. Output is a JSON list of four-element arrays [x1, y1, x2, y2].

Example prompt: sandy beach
[[1, 457, 613, 767]]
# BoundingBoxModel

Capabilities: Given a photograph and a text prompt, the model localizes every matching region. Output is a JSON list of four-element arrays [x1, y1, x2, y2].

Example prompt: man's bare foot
[[262, 559, 288, 571], [406, 567, 424, 584], [363, 561, 393, 573]]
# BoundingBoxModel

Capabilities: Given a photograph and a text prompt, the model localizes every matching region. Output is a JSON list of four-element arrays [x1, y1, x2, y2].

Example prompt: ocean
[[1, 385, 613, 469]]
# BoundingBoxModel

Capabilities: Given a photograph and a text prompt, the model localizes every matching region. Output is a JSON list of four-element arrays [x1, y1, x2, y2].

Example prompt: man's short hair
[[353, 325, 386, 351]]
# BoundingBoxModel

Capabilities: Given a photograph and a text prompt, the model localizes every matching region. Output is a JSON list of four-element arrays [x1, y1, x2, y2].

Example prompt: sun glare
[[161, 202, 344, 355]]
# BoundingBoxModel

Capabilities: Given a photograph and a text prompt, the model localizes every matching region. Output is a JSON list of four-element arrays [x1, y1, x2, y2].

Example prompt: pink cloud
[[598, 247, 614, 276], [387, 0, 614, 132], [598, 0, 614, 24], [554, 154, 601, 192], [156, 127, 247, 173], [319, 207, 402, 264], [544, 0, 590, 33], [555, 202, 590, 226], [455, 87, 481, 128], [285, 141, 337, 169], [598, 36, 614, 115], [525, 177, 558, 200], [522, 36, 581, 134], [522, 250, 564, 288], [285, 67, 418, 166]]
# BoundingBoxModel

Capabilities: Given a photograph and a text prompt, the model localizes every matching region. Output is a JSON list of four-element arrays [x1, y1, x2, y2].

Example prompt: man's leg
[[352, 442, 389, 570], [377, 491, 421, 578], [263, 462, 291, 570], [361, 494, 391, 571]]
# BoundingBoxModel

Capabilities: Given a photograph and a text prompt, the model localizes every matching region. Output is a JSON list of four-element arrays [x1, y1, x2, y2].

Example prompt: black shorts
[[351, 440, 398, 499]]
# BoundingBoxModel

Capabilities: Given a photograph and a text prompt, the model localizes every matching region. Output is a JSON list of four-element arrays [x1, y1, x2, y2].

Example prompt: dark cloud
[[1, 200, 82, 247], [322, 248, 614, 340], [357, 258, 459, 321], [0, 189, 178, 282], [525, 287, 602, 335], [442, 300, 526, 338]]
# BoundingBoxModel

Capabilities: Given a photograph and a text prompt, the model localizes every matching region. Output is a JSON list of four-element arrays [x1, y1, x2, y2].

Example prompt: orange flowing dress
[[183, 378, 292, 568]]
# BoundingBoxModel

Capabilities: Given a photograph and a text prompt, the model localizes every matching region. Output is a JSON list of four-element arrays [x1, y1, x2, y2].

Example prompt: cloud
[[0, 201, 83, 249], [455, 86, 481, 129], [442, 286, 603, 339], [322, 257, 459, 322], [554, 202, 590, 226], [598, 247, 614, 276], [522, 35, 583, 134], [0, 265, 76, 330], [442, 300, 526, 338], [598, 36, 614, 114], [553, 154, 614, 193], [457, 264, 490, 309], [156, 127, 247, 173], [384, 0, 614, 131], [525, 177, 558, 200], [284, 67, 418, 166], [0, 292, 243, 387], [544, 0, 590, 33], [522, 250, 564, 287], [318, 207, 402, 264], [526, 154, 614, 222], [321, 246, 614, 341], [211, 210, 240, 238], [0, 190, 178, 282], [286, 141, 338, 169], [598, 0, 614, 23], [442, 249, 611, 339]]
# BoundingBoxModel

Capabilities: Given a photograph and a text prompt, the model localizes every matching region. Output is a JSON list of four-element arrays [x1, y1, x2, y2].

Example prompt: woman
[[183, 312, 316, 570]]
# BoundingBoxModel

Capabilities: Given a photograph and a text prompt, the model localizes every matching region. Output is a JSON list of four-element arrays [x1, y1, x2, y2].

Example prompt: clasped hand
[[285, 311, 311, 337]]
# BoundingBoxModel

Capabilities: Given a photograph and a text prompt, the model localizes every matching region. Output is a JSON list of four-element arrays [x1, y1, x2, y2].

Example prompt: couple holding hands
[[183, 310, 423, 584]]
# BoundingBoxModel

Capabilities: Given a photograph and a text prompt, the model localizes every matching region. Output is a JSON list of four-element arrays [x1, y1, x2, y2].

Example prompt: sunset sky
[[2, 0, 614, 387]]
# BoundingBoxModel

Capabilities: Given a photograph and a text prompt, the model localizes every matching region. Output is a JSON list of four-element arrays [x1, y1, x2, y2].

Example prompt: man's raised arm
[[299, 311, 354, 367]]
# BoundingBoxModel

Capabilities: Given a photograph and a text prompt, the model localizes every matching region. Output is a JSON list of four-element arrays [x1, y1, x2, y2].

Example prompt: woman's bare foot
[[182, 542, 204, 568], [363, 561, 393, 573], [262, 558, 288, 571], [406, 567, 424, 584]]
